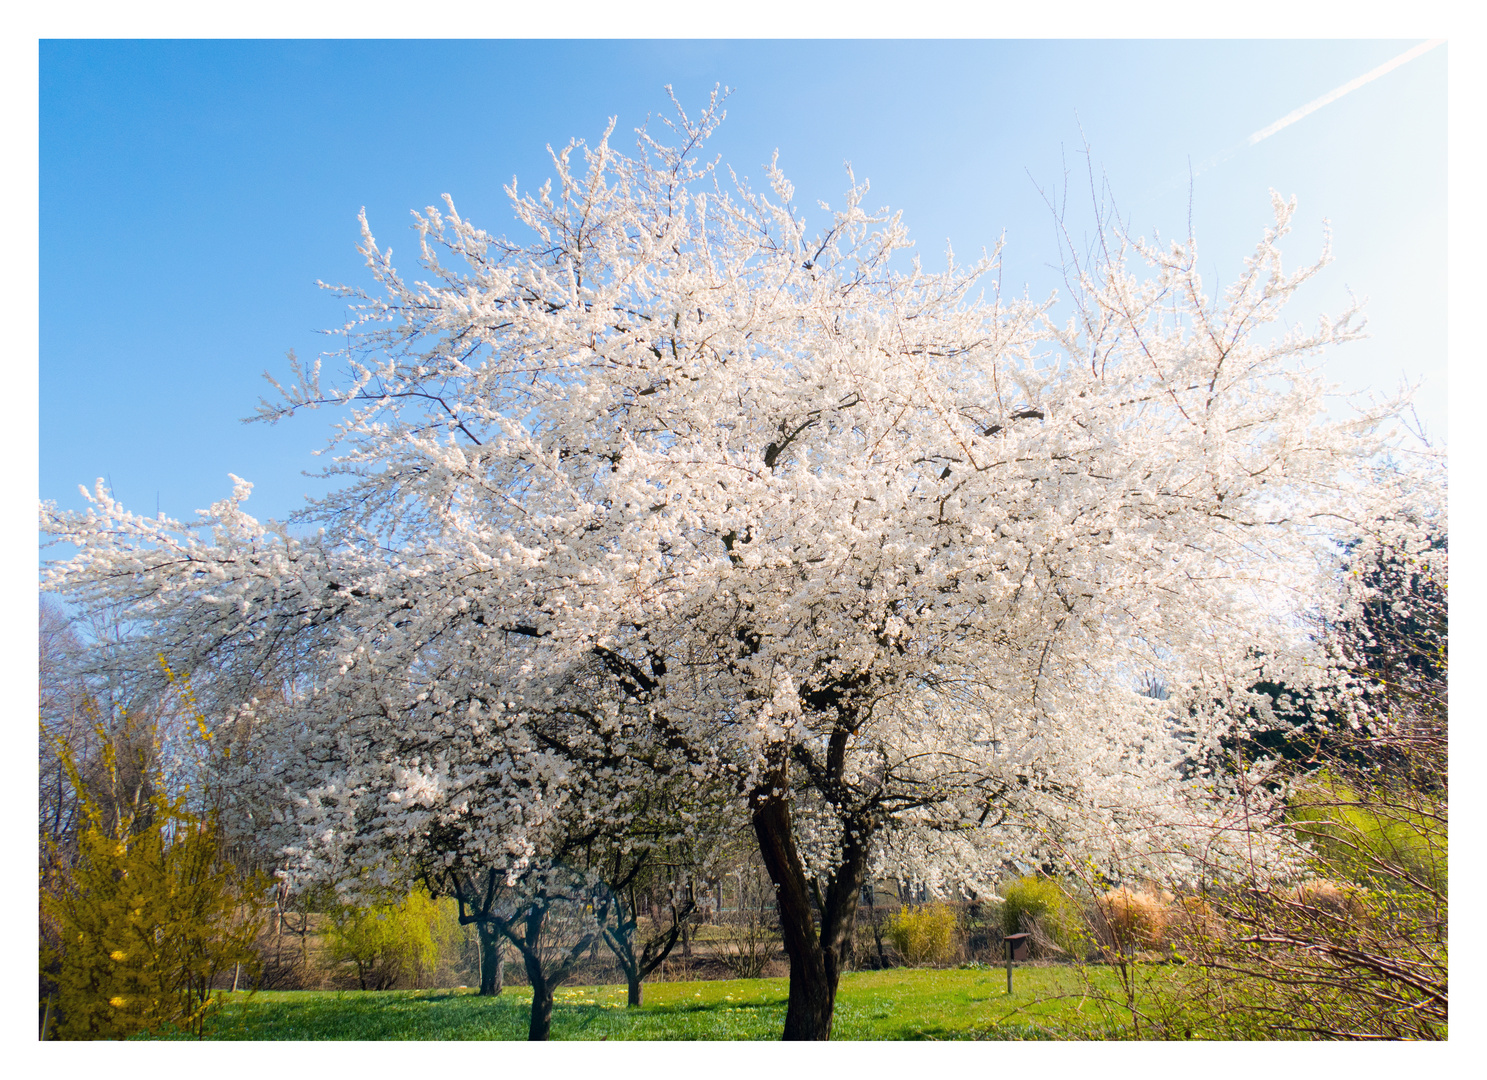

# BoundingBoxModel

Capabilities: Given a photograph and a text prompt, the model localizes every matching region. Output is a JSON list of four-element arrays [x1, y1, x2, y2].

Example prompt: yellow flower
[[109, 997, 126, 1008], [110, 950, 128, 962]]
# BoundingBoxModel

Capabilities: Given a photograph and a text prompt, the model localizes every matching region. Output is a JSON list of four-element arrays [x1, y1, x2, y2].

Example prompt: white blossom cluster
[[41, 90, 1443, 900]]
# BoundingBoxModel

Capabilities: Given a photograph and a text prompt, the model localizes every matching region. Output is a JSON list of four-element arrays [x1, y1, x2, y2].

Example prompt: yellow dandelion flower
[[110, 950, 127, 962], [109, 996, 126, 1008]]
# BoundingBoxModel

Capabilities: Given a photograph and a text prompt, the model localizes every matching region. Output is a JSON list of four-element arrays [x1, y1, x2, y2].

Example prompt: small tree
[[444, 865, 604, 1041], [324, 888, 458, 990], [594, 861, 698, 1007]]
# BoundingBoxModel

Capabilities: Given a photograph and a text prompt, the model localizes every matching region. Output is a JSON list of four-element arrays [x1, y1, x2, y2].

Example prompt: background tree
[[40, 600, 89, 857], [714, 849, 782, 979], [427, 691, 732, 1033], [442, 863, 605, 1041], [468, 908, 507, 998], [40, 91, 1438, 1039], [39, 601, 174, 864], [324, 888, 460, 991], [591, 832, 707, 1007], [1328, 520, 1447, 784]]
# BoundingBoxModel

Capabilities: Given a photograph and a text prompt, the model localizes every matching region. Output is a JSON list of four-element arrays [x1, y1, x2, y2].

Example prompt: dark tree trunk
[[780, 939, 834, 1040], [752, 777, 830, 1038], [477, 923, 505, 996], [869, 886, 890, 969], [504, 897, 597, 1040], [517, 905, 556, 1041], [750, 745, 875, 1041], [525, 960, 555, 1042], [602, 927, 644, 1009], [604, 939, 643, 1009]]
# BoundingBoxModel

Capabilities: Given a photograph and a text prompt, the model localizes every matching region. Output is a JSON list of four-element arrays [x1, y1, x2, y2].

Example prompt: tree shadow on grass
[[409, 990, 486, 1004]]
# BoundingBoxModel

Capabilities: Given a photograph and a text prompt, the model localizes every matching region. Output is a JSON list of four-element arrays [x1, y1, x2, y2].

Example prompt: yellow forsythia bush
[[885, 903, 958, 965], [40, 727, 265, 1040]]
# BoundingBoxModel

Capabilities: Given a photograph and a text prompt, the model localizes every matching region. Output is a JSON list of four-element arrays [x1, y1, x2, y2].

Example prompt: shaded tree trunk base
[[528, 984, 554, 1041], [478, 930, 505, 996]]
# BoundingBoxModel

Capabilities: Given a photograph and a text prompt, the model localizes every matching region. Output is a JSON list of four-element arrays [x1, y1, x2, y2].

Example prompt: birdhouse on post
[[1003, 932, 1031, 994]]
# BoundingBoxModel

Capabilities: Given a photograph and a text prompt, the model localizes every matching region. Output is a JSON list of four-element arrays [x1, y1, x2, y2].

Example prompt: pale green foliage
[[1288, 772, 1446, 896], [325, 889, 463, 990], [40, 723, 266, 1040], [885, 903, 958, 966], [1000, 875, 1087, 956]]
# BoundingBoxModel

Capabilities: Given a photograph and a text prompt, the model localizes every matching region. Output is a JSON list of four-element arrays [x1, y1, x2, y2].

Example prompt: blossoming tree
[[42, 90, 1439, 1039]]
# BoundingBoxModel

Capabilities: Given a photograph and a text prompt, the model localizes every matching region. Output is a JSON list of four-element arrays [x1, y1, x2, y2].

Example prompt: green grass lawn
[[158, 965, 1166, 1041]]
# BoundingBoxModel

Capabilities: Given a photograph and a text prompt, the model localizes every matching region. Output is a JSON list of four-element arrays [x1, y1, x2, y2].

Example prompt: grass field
[[153, 965, 1175, 1041]]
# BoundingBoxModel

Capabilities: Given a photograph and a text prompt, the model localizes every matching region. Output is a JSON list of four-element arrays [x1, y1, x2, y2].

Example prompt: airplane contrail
[[1160, 39, 1445, 192]]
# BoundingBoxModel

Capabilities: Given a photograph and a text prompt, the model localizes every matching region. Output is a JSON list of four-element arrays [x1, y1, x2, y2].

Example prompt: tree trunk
[[502, 898, 596, 1040], [603, 927, 645, 1008], [523, 954, 554, 1041], [528, 983, 555, 1041], [477, 923, 505, 996], [779, 941, 834, 1040], [617, 948, 645, 1008], [751, 754, 874, 1040], [752, 777, 832, 1039]]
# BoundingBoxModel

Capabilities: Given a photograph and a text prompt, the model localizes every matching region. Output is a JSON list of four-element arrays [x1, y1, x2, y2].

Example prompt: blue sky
[[40, 38, 1447, 527]]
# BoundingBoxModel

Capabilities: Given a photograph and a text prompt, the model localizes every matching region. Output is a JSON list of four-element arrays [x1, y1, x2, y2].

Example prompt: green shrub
[[885, 903, 958, 965], [999, 876, 1086, 956], [1288, 773, 1446, 895]]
